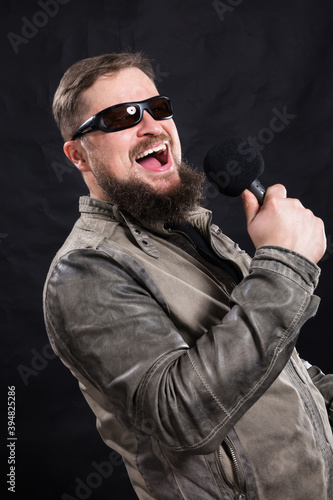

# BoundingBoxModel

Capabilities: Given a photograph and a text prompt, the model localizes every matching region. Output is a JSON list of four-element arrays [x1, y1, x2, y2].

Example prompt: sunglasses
[[71, 95, 173, 140]]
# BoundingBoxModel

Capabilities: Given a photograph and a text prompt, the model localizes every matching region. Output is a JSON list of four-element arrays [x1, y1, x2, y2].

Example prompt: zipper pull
[[234, 495, 246, 500]]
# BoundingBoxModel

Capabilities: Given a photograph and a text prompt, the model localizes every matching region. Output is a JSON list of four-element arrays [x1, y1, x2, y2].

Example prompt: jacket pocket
[[217, 436, 247, 499]]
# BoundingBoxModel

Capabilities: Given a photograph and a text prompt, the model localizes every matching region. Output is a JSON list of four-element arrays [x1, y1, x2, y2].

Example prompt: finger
[[241, 189, 260, 224], [264, 183, 287, 200]]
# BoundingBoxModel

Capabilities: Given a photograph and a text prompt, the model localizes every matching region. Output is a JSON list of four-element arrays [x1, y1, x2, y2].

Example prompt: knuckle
[[290, 198, 301, 208]]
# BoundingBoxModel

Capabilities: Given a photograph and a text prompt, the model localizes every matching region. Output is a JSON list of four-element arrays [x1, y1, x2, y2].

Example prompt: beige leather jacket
[[43, 196, 333, 499]]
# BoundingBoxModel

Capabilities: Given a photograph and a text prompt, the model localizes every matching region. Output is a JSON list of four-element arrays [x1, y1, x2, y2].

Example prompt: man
[[43, 52, 333, 499]]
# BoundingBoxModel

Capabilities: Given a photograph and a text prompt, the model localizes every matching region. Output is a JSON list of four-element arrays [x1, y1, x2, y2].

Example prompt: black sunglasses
[[71, 95, 173, 140]]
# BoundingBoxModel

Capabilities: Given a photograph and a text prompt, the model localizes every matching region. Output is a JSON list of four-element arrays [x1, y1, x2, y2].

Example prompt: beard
[[94, 158, 206, 226]]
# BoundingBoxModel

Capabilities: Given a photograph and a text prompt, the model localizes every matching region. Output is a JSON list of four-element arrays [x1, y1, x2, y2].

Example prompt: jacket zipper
[[217, 437, 246, 499]]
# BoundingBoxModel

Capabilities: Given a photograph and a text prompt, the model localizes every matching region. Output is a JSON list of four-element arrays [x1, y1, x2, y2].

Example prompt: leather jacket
[[43, 196, 333, 499]]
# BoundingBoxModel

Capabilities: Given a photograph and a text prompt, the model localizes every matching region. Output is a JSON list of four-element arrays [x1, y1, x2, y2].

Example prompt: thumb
[[241, 189, 261, 224]]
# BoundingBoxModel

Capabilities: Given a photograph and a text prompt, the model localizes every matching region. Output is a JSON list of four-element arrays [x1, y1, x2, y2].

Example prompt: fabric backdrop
[[1, 0, 332, 498]]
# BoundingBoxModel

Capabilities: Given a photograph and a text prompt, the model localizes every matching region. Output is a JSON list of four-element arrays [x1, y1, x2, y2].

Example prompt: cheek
[[98, 137, 132, 172], [168, 124, 182, 159]]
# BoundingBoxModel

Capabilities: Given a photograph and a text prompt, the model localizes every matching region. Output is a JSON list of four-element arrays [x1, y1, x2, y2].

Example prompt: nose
[[136, 109, 164, 136]]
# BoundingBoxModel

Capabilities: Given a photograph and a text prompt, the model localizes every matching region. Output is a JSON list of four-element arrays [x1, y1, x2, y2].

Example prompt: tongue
[[137, 155, 163, 171]]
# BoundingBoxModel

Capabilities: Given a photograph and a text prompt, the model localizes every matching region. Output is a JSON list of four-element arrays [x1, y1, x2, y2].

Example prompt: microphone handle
[[248, 179, 266, 206]]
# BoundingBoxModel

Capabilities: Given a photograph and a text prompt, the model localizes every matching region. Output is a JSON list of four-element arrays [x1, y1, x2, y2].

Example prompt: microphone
[[204, 137, 266, 205]]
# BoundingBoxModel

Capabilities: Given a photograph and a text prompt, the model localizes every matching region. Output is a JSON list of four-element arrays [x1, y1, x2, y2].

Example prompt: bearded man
[[43, 52, 333, 499]]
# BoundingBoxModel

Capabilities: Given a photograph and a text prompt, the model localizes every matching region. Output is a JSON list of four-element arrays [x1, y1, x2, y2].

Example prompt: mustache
[[130, 134, 173, 161]]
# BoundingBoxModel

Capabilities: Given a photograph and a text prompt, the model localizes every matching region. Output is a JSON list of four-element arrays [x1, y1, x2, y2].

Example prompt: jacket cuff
[[250, 245, 321, 294]]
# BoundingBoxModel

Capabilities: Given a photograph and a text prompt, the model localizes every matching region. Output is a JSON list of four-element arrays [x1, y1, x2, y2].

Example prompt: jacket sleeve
[[44, 244, 321, 454]]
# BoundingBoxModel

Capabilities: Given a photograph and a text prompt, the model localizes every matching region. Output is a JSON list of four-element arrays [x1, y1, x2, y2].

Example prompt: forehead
[[83, 67, 159, 116]]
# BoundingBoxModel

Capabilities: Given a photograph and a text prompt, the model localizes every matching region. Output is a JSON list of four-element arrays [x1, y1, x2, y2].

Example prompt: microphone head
[[204, 137, 264, 197]]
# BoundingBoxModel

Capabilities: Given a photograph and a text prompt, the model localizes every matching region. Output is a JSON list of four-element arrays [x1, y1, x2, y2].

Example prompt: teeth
[[136, 143, 167, 160]]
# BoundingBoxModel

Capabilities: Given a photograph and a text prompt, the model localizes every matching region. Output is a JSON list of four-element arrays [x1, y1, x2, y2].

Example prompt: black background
[[1, 0, 332, 498]]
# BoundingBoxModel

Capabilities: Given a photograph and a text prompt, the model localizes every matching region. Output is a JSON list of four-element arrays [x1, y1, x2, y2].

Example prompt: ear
[[63, 141, 91, 173]]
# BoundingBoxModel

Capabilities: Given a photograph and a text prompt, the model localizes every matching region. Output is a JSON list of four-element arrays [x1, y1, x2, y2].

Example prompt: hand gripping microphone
[[204, 137, 266, 205]]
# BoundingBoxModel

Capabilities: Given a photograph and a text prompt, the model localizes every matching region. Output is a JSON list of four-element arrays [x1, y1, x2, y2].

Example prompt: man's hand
[[241, 184, 326, 264]]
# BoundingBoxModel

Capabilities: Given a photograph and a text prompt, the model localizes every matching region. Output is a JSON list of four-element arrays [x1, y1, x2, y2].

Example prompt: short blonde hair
[[52, 52, 155, 141]]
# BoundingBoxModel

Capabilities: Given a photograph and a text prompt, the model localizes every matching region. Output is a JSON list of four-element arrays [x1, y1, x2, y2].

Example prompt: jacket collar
[[78, 196, 213, 259]]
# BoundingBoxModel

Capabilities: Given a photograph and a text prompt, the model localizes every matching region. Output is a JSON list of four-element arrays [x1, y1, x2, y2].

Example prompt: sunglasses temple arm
[[72, 115, 99, 140]]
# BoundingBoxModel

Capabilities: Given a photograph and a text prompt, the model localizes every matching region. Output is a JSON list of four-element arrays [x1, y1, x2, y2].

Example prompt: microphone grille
[[204, 137, 264, 197]]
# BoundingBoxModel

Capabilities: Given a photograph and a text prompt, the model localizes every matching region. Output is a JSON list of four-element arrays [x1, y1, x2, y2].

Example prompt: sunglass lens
[[102, 104, 140, 130], [149, 97, 172, 118]]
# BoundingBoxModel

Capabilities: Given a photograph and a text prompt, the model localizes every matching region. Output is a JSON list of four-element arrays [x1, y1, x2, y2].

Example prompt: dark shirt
[[170, 222, 242, 284]]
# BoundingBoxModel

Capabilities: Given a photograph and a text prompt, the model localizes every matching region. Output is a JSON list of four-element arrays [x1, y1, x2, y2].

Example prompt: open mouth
[[135, 142, 172, 172]]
